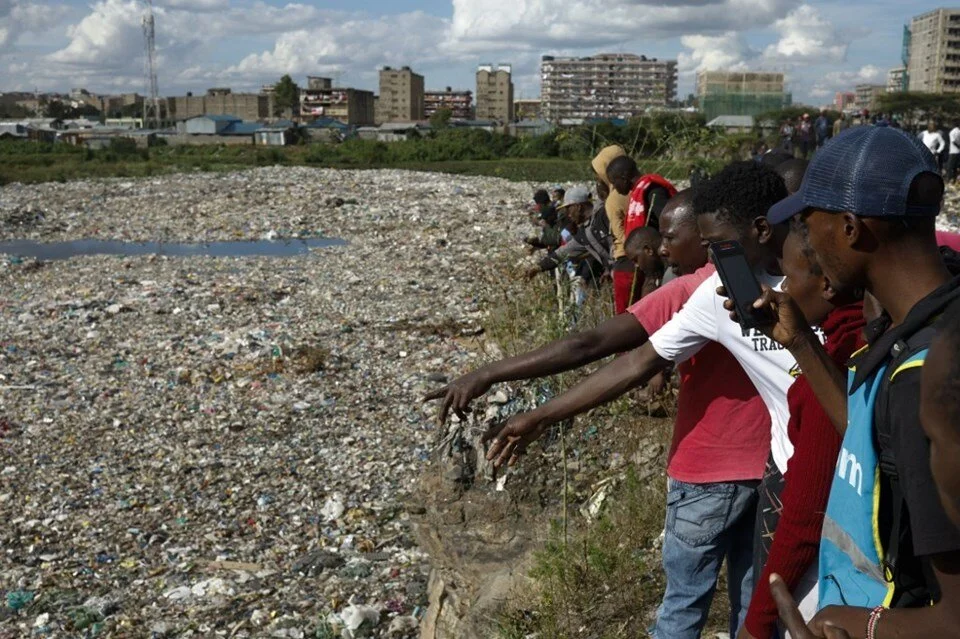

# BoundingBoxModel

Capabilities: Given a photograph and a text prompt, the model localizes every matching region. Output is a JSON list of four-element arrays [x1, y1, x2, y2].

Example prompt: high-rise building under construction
[[540, 53, 677, 121], [907, 8, 960, 93], [696, 71, 791, 121]]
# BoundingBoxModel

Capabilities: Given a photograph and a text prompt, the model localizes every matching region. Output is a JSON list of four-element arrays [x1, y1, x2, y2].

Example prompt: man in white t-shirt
[[920, 122, 946, 170], [947, 122, 960, 183], [484, 161, 823, 634]]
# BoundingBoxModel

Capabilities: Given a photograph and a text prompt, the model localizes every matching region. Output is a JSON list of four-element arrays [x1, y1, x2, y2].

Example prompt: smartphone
[[709, 240, 771, 329]]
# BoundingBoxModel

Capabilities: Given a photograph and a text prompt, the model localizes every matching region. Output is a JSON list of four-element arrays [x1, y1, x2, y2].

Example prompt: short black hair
[[625, 226, 661, 254], [777, 158, 809, 195], [607, 155, 638, 181], [533, 189, 550, 205], [932, 299, 960, 421], [693, 161, 788, 230], [789, 216, 823, 276], [760, 150, 794, 168], [553, 188, 565, 198]]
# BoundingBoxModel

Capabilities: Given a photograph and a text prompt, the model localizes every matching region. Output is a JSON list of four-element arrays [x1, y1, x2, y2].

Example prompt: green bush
[[109, 137, 140, 156]]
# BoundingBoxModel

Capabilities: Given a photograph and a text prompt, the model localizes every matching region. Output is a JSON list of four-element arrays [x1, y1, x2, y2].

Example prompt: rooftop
[[706, 115, 755, 128]]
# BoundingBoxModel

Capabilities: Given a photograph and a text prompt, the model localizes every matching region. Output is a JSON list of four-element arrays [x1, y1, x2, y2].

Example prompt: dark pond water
[[0, 238, 346, 261]]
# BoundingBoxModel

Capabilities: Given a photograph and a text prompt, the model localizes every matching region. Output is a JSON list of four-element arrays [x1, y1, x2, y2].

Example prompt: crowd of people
[[425, 124, 960, 639]]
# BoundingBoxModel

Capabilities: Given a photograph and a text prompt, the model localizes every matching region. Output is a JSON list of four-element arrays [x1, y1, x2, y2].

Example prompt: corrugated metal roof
[[305, 118, 349, 130], [706, 115, 755, 128], [189, 114, 242, 123], [379, 122, 430, 131], [220, 122, 261, 135]]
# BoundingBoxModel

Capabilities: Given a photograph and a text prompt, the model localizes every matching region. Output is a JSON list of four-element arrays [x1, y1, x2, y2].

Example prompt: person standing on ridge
[[591, 145, 632, 311], [606, 155, 676, 309]]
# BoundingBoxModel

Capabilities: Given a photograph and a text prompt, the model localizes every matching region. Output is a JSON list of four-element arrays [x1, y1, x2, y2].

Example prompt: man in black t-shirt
[[746, 126, 960, 636]]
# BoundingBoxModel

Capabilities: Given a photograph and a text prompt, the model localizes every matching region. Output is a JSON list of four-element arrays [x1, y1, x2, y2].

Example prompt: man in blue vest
[[742, 127, 960, 636], [769, 299, 960, 638]]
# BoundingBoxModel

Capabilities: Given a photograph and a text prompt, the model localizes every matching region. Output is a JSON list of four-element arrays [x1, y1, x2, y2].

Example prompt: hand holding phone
[[709, 240, 772, 329]]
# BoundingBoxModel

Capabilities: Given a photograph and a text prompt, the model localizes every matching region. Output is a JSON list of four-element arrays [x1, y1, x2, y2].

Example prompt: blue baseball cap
[[767, 126, 942, 224]]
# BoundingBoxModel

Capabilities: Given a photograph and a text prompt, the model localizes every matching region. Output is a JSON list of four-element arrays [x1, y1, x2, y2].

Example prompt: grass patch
[[498, 466, 668, 639], [0, 138, 722, 186], [476, 263, 734, 638]]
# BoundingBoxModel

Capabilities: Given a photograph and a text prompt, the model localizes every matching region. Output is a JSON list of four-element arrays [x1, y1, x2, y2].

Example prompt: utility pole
[[142, 0, 161, 128]]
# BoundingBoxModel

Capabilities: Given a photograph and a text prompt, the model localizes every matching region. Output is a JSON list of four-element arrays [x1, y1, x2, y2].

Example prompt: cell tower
[[142, 0, 161, 128]]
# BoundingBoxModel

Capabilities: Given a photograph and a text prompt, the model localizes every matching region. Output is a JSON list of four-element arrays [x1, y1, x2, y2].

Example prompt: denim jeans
[[653, 478, 759, 639]]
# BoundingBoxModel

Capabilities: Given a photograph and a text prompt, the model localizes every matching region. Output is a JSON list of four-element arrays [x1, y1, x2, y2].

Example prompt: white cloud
[[762, 4, 848, 64], [0, 0, 67, 50], [48, 0, 144, 67], [678, 32, 756, 73], [445, 0, 793, 53], [158, 0, 229, 10], [809, 64, 884, 98], [227, 11, 450, 79]]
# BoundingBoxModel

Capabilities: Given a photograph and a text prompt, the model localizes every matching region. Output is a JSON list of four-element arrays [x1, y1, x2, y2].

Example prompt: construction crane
[[142, 0, 161, 128]]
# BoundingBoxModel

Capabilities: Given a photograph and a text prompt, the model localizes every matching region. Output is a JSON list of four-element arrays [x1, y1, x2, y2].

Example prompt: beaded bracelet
[[866, 605, 886, 639]]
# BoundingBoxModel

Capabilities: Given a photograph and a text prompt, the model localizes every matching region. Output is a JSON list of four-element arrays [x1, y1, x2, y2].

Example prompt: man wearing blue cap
[[746, 126, 960, 637]]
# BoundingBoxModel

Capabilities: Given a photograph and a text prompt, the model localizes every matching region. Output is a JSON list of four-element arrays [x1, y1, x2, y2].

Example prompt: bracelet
[[866, 605, 886, 639]]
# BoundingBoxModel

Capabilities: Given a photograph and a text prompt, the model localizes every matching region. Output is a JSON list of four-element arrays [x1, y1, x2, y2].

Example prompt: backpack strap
[[876, 329, 934, 606]]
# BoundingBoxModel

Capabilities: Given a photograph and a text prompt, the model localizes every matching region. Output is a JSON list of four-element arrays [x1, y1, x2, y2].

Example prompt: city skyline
[[0, 0, 950, 105]]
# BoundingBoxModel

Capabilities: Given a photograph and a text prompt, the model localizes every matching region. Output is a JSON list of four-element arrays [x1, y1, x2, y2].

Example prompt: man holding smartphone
[[740, 126, 960, 637]]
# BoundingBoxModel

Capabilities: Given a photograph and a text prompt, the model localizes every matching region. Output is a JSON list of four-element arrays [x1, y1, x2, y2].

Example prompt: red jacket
[[623, 174, 676, 239], [743, 304, 865, 638]]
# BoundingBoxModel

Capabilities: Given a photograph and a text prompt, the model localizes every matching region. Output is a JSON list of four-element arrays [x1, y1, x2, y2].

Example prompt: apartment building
[[540, 53, 677, 121], [835, 91, 857, 111], [300, 76, 375, 125], [376, 66, 425, 123], [887, 66, 907, 93], [855, 84, 886, 111], [908, 8, 960, 93], [514, 99, 542, 120], [424, 88, 473, 120], [166, 88, 269, 122], [475, 64, 514, 122], [696, 71, 790, 121]]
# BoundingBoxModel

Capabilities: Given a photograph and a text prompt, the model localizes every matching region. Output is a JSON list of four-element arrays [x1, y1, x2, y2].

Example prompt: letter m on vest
[[838, 448, 864, 496], [818, 364, 895, 608]]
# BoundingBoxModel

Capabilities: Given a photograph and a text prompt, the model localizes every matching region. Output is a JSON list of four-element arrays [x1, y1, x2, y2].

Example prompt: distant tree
[[0, 103, 31, 119], [756, 105, 823, 124], [878, 92, 960, 127], [119, 103, 144, 119], [43, 100, 68, 119], [429, 108, 452, 130], [273, 75, 300, 118]]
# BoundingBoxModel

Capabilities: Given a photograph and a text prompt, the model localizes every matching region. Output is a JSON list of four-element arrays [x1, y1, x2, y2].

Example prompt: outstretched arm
[[482, 341, 669, 467], [424, 314, 648, 424]]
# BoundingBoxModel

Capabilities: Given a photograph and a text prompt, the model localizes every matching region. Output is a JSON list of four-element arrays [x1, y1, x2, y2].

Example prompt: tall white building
[[540, 53, 677, 122], [907, 8, 960, 93]]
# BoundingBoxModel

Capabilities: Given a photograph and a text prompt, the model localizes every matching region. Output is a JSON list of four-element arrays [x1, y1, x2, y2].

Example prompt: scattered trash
[[0, 167, 537, 636]]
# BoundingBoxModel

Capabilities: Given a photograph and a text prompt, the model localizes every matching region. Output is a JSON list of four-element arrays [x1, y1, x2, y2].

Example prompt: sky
[[0, 0, 946, 105]]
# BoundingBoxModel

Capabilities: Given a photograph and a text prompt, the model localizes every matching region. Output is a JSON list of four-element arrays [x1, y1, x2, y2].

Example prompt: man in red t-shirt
[[606, 156, 677, 311], [428, 191, 770, 638]]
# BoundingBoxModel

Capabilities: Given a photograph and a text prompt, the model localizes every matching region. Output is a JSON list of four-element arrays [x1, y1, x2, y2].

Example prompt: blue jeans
[[653, 478, 759, 639]]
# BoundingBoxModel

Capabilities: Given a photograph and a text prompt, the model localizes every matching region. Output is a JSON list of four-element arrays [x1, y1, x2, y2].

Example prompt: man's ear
[[755, 216, 773, 244], [822, 275, 838, 302], [842, 212, 862, 248]]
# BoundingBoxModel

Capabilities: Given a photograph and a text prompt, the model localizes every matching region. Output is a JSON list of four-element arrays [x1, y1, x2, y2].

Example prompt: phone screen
[[710, 241, 767, 328]]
